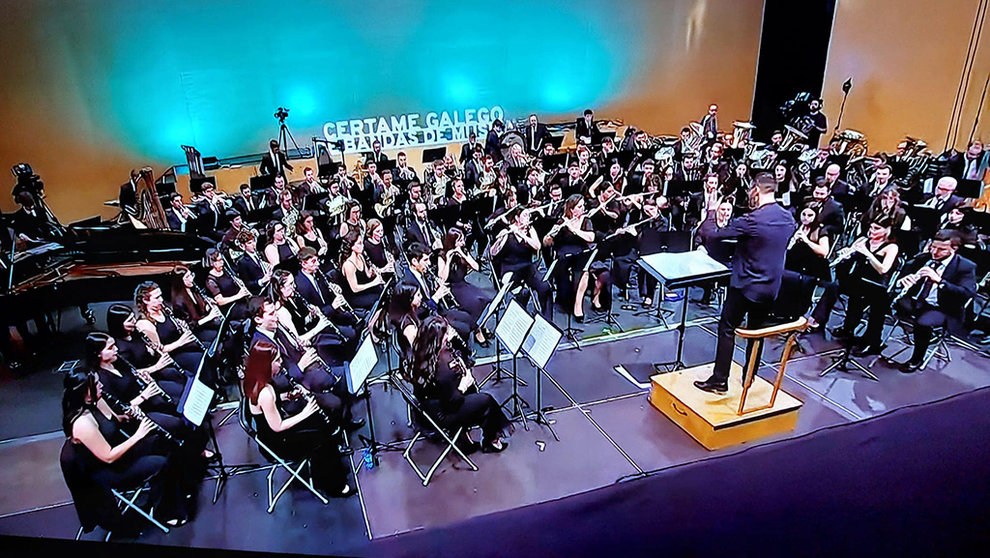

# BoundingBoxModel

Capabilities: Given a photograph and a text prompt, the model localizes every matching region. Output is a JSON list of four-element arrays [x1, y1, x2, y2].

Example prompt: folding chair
[[881, 298, 974, 370], [390, 375, 478, 486], [237, 386, 329, 512], [61, 440, 170, 541]]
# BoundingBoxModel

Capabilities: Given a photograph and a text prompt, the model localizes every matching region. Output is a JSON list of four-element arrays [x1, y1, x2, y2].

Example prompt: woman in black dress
[[438, 227, 493, 345], [340, 230, 385, 311], [242, 340, 353, 497], [169, 266, 221, 345], [775, 204, 832, 318], [106, 304, 188, 394], [405, 315, 509, 453], [204, 248, 251, 321], [270, 269, 356, 366], [489, 207, 553, 318], [544, 194, 596, 321], [264, 221, 299, 270], [363, 218, 396, 278], [134, 281, 213, 385], [61, 369, 192, 528], [295, 211, 329, 260]]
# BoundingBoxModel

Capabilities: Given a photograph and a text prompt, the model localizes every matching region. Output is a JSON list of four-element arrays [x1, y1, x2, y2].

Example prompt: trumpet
[[101, 391, 183, 446]]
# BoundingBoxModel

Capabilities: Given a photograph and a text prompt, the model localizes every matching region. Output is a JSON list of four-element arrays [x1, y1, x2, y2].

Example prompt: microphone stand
[[833, 78, 853, 134]]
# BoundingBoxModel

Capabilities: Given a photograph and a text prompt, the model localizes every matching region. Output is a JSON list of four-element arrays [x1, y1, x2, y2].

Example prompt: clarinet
[[276, 321, 334, 373], [292, 292, 344, 338], [136, 330, 189, 377], [116, 353, 174, 405], [163, 305, 208, 351], [101, 391, 183, 446], [281, 372, 336, 429], [317, 268, 360, 323], [191, 282, 221, 318]]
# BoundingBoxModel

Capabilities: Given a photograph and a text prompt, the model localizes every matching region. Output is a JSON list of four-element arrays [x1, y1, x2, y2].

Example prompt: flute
[[102, 391, 183, 446]]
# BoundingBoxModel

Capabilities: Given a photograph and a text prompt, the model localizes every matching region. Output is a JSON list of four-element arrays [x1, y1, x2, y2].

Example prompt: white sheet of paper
[[180, 378, 214, 427], [347, 334, 379, 394], [522, 313, 563, 370], [495, 300, 535, 356]]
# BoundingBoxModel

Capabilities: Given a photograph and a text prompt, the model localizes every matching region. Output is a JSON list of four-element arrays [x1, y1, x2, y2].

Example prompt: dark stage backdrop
[[0, 0, 763, 221]]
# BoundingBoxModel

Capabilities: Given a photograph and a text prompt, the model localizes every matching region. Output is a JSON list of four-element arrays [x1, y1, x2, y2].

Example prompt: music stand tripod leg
[[526, 366, 559, 441], [653, 286, 690, 372]]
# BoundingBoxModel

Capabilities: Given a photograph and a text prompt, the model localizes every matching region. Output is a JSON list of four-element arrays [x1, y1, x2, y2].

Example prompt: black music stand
[[520, 312, 563, 441], [423, 147, 446, 164], [348, 332, 401, 466], [480, 276, 518, 386], [633, 230, 693, 324], [639, 251, 730, 372], [494, 299, 535, 425]]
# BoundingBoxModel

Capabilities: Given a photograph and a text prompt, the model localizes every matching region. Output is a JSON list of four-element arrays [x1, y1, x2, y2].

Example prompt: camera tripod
[[274, 107, 301, 156]]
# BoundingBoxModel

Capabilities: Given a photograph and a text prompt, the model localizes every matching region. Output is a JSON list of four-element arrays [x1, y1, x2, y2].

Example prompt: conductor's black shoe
[[693, 379, 728, 395], [899, 360, 924, 374], [344, 418, 366, 432]]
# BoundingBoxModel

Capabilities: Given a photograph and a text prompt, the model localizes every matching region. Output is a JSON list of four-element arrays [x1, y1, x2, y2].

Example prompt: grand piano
[[1, 167, 213, 332]]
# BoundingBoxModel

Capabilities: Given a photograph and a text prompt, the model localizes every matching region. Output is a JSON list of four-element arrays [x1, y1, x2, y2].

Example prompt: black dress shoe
[[344, 418, 366, 432], [899, 360, 924, 374], [829, 327, 851, 340], [693, 379, 728, 395], [481, 439, 508, 453], [573, 313, 585, 323]]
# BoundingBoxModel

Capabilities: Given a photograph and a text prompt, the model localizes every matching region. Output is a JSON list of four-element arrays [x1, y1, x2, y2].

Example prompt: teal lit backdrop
[[39, 0, 650, 160]]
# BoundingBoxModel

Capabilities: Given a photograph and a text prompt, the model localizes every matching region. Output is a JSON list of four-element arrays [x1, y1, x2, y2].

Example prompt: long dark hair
[[339, 230, 362, 267], [243, 340, 278, 405], [406, 315, 447, 388], [62, 369, 97, 437], [83, 332, 113, 373], [133, 281, 160, 319], [169, 265, 206, 322]]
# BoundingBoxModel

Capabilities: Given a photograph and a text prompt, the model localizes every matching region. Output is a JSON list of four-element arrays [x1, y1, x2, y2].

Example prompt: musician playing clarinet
[[886, 230, 977, 372], [693, 173, 796, 394]]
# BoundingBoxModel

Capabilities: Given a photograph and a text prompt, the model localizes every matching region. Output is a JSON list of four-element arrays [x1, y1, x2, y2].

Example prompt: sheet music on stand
[[346, 333, 379, 395], [179, 378, 213, 427], [521, 313, 562, 370], [494, 299, 535, 356]]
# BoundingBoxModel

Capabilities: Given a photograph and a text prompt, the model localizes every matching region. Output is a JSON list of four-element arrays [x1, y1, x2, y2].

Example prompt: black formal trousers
[[894, 298, 949, 363], [711, 287, 771, 385]]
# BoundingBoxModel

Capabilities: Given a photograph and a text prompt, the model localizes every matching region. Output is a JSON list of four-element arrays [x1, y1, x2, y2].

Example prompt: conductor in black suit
[[524, 114, 550, 156], [694, 173, 797, 394], [259, 139, 293, 179], [887, 230, 977, 372], [575, 109, 598, 145]]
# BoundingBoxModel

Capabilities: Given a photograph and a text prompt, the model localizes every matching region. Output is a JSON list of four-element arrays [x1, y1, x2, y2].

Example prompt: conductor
[[694, 173, 796, 394]]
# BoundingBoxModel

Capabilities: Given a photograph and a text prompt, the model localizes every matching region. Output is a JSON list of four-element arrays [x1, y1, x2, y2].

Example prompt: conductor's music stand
[[639, 251, 730, 372]]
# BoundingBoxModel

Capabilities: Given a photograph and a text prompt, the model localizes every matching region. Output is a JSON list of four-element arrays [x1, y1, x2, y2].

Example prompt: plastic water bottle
[[363, 448, 374, 470]]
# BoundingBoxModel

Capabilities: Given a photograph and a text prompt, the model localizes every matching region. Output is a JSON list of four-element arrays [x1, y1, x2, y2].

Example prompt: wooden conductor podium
[[649, 318, 806, 450]]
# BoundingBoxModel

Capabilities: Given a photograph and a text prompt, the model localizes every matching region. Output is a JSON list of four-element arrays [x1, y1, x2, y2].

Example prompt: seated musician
[[695, 200, 737, 306], [384, 283, 425, 355], [242, 340, 353, 497], [806, 178, 845, 239], [106, 304, 188, 394], [544, 194, 596, 322], [339, 231, 385, 311], [634, 197, 670, 308], [61, 369, 194, 529], [404, 202, 442, 250], [394, 151, 418, 185], [405, 315, 509, 454], [235, 230, 274, 295], [774, 204, 831, 318], [887, 230, 977, 372], [220, 210, 245, 248], [169, 266, 222, 342], [438, 228, 493, 346], [596, 158, 626, 198], [587, 183, 623, 312], [425, 159, 450, 202], [920, 176, 966, 214], [576, 145, 598, 183], [373, 169, 400, 219], [248, 296, 363, 431], [271, 269, 355, 366], [273, 189, 301, 233], [295, 211, 328, 259], [489, 207, 553, 318], [338, 200, 365, 239], [363, 219, 396, 278], [233, 183, 260, 216], [402, 242, 476, 345], [861, 186, 910, 233], [556, 159, 586, 199], [204, 247, 252, 320], [771, 161, 798, 207], [134, 281, 216, 386], [806, 218, 899, 356], [295, 247, 362, 333], [264, 221, 300, 270], [193, 182, 228, 242], [299, 166, 326, 197], [164, 193, 196, 233]]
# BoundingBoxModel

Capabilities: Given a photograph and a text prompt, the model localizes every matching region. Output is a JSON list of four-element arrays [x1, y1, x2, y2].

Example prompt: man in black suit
[[822, 163, 849, 200], [259, 139, 293, 179], [294, 248, 361, 339], [367, 140, 389, 165], [693, 173, 797, 394], [524, 114, 550, 156], [401, 243, 476, 342], [807, 178, 845, 239], [459, 132, 483, 163], [947, 140, 988, 181], [885, 230, 977, 372], [403, 202, 441, 250], [920, 177, 965, 214], [700, 103, 719, 145], [233, 183, 260, 217], [236, 231, 272, 295], [575, 109, 598, 145], [164, 193, 195, 232], [485, 119, 504, 160]]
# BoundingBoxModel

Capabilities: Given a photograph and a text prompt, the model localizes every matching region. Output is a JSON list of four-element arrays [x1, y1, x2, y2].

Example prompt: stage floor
[[2, 286, 990, 555]]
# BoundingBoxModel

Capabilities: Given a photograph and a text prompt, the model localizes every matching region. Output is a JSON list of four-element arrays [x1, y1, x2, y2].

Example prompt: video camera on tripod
[[274, 107, 290, 123]]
